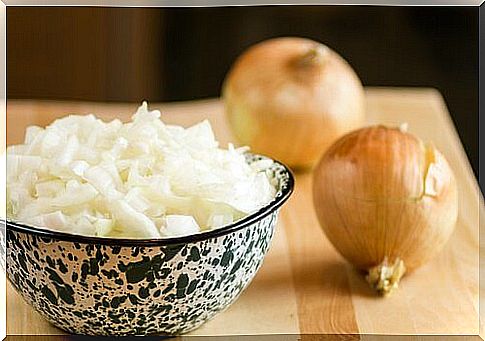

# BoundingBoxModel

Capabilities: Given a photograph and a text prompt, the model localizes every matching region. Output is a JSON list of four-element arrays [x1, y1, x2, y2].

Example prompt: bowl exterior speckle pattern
[[7, 211, 278, 335]]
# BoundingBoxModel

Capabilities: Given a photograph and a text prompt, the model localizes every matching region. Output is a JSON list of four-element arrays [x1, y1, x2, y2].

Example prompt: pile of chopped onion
[[6, 102, 277, 239]]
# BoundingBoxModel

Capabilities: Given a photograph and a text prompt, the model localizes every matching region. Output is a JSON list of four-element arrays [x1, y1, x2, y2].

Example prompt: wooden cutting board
[[5, 88, 483, 339]]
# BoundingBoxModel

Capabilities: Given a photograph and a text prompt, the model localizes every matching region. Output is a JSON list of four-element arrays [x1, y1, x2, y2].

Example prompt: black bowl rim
[[5, 158, 294, 246]]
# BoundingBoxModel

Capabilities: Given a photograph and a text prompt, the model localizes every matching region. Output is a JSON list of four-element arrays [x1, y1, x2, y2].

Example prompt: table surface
[[5, 88, 483, 339]]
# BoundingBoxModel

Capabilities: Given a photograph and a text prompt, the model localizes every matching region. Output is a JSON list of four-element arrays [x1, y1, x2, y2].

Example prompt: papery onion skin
[[222, 37, 365, 169], [312, 125, 458, 294]]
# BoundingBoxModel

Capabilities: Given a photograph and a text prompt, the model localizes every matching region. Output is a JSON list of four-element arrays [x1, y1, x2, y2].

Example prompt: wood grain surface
[[5, 88, 482, 339]]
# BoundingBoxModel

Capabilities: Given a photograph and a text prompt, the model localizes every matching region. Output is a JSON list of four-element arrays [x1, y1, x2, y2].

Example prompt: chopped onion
[[161, 215, 200, 237], [7, 102, 277, 238]]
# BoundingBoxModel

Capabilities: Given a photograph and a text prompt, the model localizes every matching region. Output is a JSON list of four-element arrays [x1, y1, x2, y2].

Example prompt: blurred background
[[7, 6, 478, 175]]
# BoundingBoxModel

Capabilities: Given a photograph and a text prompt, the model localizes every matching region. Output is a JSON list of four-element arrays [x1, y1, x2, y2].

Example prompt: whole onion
[[222, 37, 365, 169], [312, 125, 458, 295]]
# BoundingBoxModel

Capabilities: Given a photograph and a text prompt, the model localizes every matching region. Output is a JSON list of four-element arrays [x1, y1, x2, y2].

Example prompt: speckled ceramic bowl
[[5, 155, 294, 336]]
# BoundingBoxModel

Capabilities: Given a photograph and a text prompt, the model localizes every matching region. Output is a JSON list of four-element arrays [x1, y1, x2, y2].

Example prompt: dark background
[[6, 6, 478, 175]]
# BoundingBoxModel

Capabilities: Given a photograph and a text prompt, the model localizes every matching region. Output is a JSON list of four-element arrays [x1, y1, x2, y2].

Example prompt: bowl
[[4, 154, 294, 336]]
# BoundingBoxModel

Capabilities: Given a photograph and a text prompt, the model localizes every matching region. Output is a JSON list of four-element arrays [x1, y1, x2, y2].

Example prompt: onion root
[[365, 257, 406, 296]]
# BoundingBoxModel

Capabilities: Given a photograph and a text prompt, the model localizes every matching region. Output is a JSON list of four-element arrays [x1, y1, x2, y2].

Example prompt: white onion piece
[[7, 102, 276, 238], [83, 165, 123, 199], [107, 199, 160, 238], [28, 211, 67, 231], [161, 215, 200, 237], [70, 160, 90, 177], [51, 183, 98, 208], [94, 218, 114, 236], [7, 155, 42, 178], [35, 180, 65, 198], [24, 126, 44, 145]]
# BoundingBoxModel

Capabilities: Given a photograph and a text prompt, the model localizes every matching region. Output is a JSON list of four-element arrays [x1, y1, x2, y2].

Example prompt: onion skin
[[222, 37, 365, 169], [312, 125, 458, 295]]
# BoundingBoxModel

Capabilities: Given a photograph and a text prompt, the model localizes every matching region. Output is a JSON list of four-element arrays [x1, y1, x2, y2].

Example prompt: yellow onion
[[312, 125, 458, 295], [222, 37, 365, 169]]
